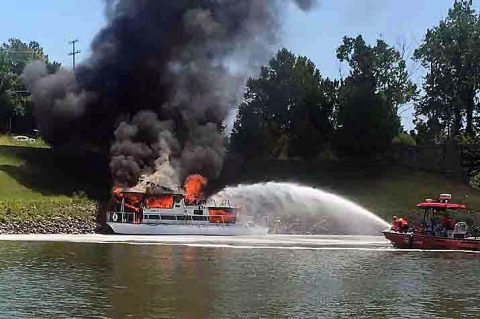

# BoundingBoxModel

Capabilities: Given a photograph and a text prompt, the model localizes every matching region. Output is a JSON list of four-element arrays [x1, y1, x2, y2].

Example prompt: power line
[[68, 39, 81, 69]]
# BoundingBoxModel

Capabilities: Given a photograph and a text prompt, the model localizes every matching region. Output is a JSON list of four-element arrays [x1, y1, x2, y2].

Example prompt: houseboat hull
[[107, 222, 269, 236], [383, 231, 480, 251]]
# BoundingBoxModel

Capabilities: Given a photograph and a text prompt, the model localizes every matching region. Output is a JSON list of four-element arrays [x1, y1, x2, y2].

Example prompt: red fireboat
[[383, 194, 480, 251]]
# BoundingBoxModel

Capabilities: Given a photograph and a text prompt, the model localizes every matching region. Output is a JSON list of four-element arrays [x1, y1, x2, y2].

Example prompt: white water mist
[[211, 182, 389, 235]]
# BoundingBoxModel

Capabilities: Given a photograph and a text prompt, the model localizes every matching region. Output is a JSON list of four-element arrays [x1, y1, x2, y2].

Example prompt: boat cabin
[[416, 194, 472, 239]]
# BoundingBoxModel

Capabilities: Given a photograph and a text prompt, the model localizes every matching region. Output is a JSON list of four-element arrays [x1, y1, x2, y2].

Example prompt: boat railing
[[141, 213, 235, 226], [206, 199, 235, 208]]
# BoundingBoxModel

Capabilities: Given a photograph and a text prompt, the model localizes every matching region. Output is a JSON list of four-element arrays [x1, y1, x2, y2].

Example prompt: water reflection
[[0, 242, 478, 318]]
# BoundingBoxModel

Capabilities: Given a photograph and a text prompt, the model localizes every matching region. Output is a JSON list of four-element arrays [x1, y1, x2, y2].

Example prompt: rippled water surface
[[0, 235, 478, 318]]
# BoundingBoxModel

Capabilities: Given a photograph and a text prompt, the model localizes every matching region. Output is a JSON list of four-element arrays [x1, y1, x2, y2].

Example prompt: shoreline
[[0, 216, 97, 235]]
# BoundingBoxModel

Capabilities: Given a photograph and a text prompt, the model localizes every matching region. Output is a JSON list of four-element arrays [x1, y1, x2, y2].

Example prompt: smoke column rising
[[23, 0, 316, 187]]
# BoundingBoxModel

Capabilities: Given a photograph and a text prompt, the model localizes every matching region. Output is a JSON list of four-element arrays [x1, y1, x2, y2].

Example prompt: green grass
[[0, 134, 50, 149], [0, 143, 106, 223]]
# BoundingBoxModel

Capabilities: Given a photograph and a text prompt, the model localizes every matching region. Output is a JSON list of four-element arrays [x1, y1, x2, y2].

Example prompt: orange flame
[[184, 174, 207, 202], [111, 186, 143, 212], [208, 209, 236, 223], [145, 195, 173, 209], [112, 186, 123, 196]]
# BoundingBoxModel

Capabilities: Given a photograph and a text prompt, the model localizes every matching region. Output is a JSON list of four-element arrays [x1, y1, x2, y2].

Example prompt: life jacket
[[399, 218, 408, 227]]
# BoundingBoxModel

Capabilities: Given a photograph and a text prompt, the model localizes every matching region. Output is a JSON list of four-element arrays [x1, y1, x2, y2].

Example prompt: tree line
[[0, 38, 59, 133], [1, 1, 480, 160], [230, 0, 480, 159]]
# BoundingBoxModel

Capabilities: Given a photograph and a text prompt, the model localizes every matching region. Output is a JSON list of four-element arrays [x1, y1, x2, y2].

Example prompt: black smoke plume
[[23, 0, 316, 187]]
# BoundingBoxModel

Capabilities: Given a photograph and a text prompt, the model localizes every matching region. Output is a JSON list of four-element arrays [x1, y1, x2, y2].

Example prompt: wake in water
[[210, 182, 389, 235]]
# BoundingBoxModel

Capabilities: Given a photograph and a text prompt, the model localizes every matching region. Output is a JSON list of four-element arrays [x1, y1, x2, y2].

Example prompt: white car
[[13, 136, 36, 142], [13, 135, 29, 141]]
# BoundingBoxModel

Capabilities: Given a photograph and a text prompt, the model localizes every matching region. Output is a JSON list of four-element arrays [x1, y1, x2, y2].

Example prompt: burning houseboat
[[106, 179, 268, 236]]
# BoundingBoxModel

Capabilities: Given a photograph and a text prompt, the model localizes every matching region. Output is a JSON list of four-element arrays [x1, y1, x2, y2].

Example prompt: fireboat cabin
[[106, 185, 268, 236], [383, 194, 480, 251]]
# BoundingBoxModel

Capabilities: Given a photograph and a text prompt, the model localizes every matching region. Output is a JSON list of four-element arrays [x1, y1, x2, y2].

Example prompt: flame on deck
[[112, 186, 123, 196], [184, 174, 207, 202], [145, 195, 174, 209], [111, 186, 144, 212]]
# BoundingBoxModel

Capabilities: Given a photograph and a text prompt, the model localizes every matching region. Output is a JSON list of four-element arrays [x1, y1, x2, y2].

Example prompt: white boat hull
[[107, 222, 269, 236]]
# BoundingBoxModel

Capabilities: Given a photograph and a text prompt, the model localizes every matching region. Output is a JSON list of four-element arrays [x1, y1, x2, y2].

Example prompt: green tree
[[0, 38, 60, 132], [1, 39, 60, 75], [336, 79, 399, 156], [393, 132, 417, 146], [334, 36, 413, 156], [337, 35, 417, 112], [230, 49, 337, 159], [414, 0, 480, 140]]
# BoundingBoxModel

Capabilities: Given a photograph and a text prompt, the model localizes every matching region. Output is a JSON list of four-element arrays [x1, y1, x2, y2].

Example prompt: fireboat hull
[[107, 222, 269, 236], [383, 231, 480, 251]]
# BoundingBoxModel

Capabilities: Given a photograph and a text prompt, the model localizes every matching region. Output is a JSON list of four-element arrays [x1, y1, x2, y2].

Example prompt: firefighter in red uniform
[[391, 216, 400, 231], [398, 217, 409, 233]]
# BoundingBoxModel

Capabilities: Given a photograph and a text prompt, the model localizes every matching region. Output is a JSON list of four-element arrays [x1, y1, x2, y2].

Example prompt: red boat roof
[[416, 202, 467, 209]]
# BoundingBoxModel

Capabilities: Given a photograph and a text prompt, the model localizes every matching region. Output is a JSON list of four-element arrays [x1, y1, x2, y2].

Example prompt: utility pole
[[68, 39, 81, 69]]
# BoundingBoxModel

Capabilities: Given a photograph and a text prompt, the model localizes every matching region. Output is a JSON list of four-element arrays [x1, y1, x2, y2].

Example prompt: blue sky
[[1, 0, 478, 129]]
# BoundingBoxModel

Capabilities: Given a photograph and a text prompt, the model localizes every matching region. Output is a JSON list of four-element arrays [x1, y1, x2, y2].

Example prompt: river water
[[0, 235, 478, 318]]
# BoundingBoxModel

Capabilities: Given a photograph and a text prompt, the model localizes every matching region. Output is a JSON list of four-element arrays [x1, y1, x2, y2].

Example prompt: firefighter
[[398, 217, 409, 233], [440, 214, 456, 231], [391, 216, 400, 231]]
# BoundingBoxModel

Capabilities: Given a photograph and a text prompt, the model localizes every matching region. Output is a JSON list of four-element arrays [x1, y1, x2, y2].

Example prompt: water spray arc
[[211, 182, 389, 235]]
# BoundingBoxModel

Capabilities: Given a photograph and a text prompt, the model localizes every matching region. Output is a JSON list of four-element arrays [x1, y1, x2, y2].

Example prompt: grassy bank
[[0, 140, 108, 226]]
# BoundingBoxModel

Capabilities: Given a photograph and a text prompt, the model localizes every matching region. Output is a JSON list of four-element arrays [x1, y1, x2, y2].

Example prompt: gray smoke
[[23, 0, 317, 187]]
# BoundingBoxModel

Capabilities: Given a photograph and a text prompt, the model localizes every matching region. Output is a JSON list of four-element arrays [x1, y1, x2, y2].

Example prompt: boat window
[[174, 195, 182, 203], [161, 215, 176, 220], [194, 209, 203, 215], [176, 215, 186, 220], [192, 216, 208, 221], [146, 215, 160, 220], [175, 205, 180, 207]]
